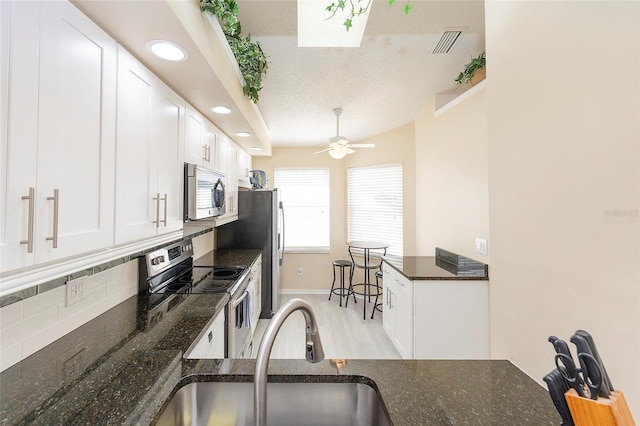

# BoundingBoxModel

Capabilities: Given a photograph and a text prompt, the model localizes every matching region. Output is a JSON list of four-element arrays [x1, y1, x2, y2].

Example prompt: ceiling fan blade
[[348, 143, 375, 148], [344, 147, 355, 154], [313, 147, 332, 154]]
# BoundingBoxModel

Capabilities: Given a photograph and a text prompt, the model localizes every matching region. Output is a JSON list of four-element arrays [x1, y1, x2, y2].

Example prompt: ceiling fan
[[314, 108, 375, 159]]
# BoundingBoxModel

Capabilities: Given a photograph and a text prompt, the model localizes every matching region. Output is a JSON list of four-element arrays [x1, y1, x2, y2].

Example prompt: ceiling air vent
[[432, 30, 462, 54]]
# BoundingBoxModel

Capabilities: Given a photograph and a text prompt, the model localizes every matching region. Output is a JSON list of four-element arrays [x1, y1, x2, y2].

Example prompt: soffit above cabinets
[[71, 0, 271, 156]]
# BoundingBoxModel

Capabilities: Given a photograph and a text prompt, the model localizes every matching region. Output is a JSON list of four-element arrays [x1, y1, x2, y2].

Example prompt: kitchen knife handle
[[570, 334, 610, 399], [575, 330, 614, 392], [20, 187, 35, 253]]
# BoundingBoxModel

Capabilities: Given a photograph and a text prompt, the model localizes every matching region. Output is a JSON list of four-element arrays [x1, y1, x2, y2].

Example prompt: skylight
[[297, 0, 371, 48]]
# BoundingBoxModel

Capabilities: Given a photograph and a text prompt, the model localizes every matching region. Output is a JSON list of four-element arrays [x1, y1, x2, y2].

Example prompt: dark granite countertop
[[383, 250, 489, 281], [194, 248, 262, 267], [0, 254, 558, 425]]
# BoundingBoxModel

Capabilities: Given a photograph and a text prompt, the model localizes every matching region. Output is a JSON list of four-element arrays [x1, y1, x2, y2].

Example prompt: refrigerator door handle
[[279, 201, 285, 266]]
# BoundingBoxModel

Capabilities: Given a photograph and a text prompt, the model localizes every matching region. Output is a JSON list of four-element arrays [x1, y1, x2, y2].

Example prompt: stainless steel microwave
[[184, 163, 226, 221]]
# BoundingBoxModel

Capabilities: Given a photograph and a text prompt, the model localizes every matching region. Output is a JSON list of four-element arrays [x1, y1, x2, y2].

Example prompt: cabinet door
[[382, 280, 395, 340], [185, 105, 204, 166], [394, 290, 413, 359], [215, 133, 228, 175], [202, 121, 217, 170], [0, 0, 40, 271], [114, 47, 156, 244], [35, 0, 116, 262], [226, 142, 238, 215], [237, 148, 252, 188], [185, 105, 215, 168], [153, 83, 185, 235]]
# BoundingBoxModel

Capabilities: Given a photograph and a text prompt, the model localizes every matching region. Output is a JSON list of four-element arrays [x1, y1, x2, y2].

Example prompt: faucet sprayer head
[[305, 331, 325, 363]]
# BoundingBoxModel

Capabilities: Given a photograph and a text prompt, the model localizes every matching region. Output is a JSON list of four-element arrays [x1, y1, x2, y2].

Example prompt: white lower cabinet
[[382, 261, 489, 360], [1, 0, 116, 274], [114, 47, 184, 244], [184, 310, 225, 359], [382, 265, 413, 359]]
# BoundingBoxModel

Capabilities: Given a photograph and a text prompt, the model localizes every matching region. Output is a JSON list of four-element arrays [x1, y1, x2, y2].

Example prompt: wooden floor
[[251, 293, 400, 359]]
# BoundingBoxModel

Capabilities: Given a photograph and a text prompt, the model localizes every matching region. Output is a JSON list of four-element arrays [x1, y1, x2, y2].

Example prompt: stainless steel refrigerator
[[217, 190, 284, 318]]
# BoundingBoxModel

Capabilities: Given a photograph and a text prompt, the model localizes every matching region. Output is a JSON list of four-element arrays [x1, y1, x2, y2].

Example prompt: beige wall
[[253, 122, 415, 291], [414, 89, 489, 262], [486, 0, 640, 418]]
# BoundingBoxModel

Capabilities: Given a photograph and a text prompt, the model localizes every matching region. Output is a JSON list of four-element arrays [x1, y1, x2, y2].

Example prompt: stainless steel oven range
[[139, 238, 253, 358]]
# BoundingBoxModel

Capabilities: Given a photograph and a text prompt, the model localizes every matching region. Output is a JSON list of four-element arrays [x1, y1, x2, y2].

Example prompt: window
[[275, 168, 330, 252], [348, 164, 403, 257]]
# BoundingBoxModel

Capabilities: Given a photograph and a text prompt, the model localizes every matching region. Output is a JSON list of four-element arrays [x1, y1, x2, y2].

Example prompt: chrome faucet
[[254, 298, 325, 426]]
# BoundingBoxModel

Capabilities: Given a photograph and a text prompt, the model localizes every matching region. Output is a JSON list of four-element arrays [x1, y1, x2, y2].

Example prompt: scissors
[[554, 353, 586, 398], [554, 352, 606, 400]]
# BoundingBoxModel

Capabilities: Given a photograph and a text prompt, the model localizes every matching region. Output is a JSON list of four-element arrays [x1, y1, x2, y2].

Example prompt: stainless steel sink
[[156, 381, 390, 426]]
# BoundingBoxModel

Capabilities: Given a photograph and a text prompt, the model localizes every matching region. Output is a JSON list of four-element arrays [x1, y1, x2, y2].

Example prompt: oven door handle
[[231, 290, 250, 309]]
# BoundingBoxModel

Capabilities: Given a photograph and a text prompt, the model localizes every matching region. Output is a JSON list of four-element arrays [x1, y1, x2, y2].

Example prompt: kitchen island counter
[[0, 290, 558, 425], [383, 248, 489, 281]]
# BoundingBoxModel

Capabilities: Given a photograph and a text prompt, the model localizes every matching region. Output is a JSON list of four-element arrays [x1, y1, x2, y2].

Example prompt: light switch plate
[[475, 238, 488, 256]]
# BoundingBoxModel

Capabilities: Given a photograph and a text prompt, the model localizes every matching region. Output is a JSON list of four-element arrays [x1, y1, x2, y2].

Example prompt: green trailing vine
[[455, 51, 486, 85], [326, 0, 412, 31], [200, 0, 268, 103]]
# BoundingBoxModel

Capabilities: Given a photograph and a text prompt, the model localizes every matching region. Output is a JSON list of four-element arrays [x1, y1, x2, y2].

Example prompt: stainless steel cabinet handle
[[152, 193, 160, 228], [202, 145, 207, 161], [161, 193, 168, 226], [20, 187, 35, 253], [46, 189, 59, 248]]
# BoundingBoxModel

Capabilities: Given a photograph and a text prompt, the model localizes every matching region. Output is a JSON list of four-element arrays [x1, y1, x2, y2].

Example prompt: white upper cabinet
[[213, 133, 238, 225], [115, 47, 184, 244], [1, 0, 116, 273], [237, 148, 252, 189], [185, 105, 216, 170]]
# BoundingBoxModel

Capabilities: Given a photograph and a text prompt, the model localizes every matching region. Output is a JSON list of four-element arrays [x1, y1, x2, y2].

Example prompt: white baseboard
[[279, 289, 328, 295]]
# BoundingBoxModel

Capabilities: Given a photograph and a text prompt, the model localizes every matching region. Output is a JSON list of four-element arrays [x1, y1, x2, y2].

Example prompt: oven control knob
[[151, 256, 165, 265]]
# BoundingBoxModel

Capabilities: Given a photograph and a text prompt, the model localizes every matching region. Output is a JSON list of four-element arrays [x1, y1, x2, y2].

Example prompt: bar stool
[[328, 260, 355, 307], [371, 270, 383, 319]]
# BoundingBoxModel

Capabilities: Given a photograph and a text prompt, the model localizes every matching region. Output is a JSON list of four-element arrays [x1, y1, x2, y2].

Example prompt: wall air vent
[[432, 30, 462, 54]]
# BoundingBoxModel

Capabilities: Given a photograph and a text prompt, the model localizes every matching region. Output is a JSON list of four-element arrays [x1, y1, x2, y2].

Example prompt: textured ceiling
[[237, 0, 485, 147]]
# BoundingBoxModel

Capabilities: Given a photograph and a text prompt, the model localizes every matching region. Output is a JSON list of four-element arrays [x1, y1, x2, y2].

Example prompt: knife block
[[565, 388, 635, 426]]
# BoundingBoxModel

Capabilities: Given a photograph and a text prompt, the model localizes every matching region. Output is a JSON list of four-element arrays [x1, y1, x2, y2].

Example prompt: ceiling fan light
[[328, 149, 347, 160]]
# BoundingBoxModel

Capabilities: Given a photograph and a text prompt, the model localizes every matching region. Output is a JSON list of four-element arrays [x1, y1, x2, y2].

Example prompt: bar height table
[[346, 241, 388, 320]]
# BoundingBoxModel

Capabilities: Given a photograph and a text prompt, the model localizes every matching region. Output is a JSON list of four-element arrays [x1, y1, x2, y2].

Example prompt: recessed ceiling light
[[236, 132, 251, 137], [250, 147, 263, 151], [146, 40, 188, 62], [210, 105, 232, 114]]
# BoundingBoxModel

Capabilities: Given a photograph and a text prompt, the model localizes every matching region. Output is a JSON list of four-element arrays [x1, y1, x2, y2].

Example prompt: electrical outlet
[[297, 266, 303, 275], [475, 238, 488, 256], [66, 276, 87, 307]]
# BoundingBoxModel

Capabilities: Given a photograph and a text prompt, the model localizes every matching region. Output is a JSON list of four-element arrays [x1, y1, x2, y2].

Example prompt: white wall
[[486, 0, 640, 418], [415, 89, 489, 262]]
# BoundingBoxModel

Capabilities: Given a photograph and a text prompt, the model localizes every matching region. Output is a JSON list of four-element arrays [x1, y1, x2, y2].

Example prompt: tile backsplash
[[0, 229, 215, 372]]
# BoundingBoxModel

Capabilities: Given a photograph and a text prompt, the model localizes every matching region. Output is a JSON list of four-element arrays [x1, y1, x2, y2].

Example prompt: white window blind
[[275, 168, 330, 252], [348, 164, 403, 257]]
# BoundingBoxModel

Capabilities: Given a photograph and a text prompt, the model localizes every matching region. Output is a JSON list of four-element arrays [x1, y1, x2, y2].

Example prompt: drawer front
[[383, 262, 412, 297]]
